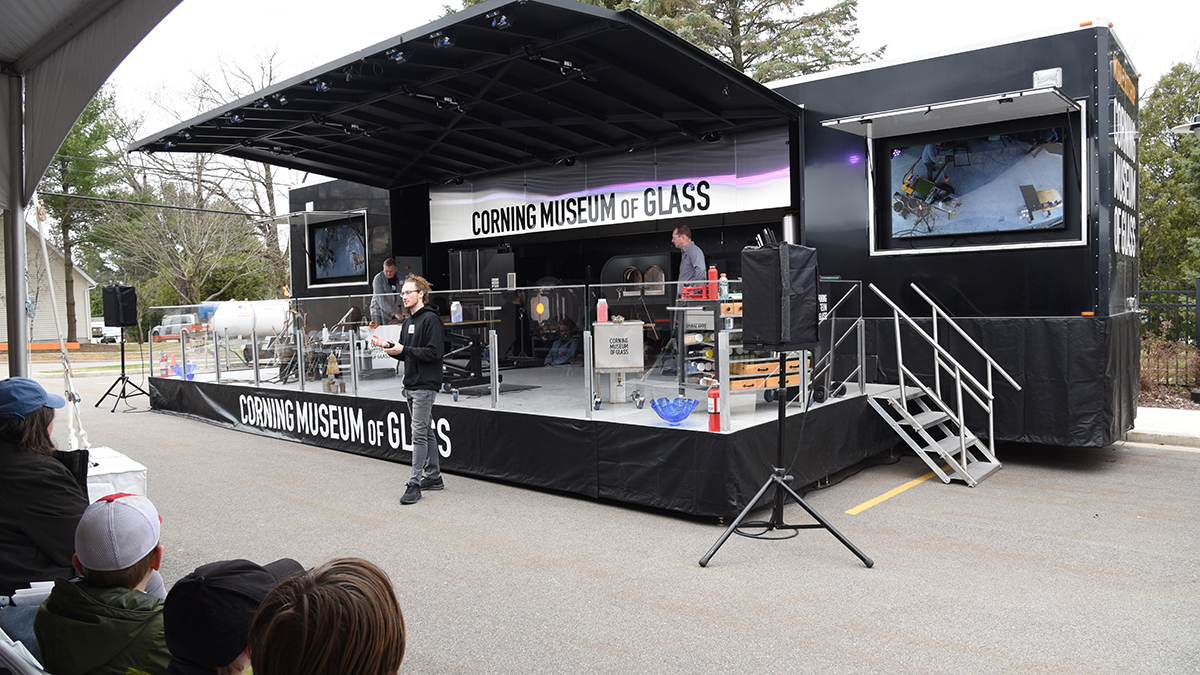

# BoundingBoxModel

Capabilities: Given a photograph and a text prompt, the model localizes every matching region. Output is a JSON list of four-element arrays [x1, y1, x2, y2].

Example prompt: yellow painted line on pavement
[[845, 465, 949, 515]]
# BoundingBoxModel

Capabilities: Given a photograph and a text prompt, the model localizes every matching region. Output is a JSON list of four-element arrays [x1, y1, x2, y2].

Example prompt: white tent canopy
[[1, 0, 179, 375]]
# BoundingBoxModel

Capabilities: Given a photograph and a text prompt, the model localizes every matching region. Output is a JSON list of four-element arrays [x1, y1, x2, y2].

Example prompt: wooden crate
[[720, 302, 742, 315], [729, 359, 799, 375], [729, 372, 800, 390]]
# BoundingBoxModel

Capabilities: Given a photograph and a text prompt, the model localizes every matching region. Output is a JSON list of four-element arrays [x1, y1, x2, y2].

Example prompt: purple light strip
[[432, 167, 790, 206]]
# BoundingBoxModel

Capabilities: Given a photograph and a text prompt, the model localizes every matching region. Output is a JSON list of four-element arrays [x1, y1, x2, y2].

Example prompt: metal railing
[[869, 283, 1021, 460], [1139, 277, 1199, 388]]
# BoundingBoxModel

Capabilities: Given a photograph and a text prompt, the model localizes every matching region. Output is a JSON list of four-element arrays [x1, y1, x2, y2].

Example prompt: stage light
[[228, 112, 244, 124], [253, 98, 270, 109], [385, 48, 406, 63], [430, 31, 455, 48], [163, 140, 175, 149], [272, 93, 289, 105], [179, 130, 191, 140], [486, 11, 512, 30], [314, 80, 330, 92], [849, 154, 860, 164], [701, 131, 722, 143]]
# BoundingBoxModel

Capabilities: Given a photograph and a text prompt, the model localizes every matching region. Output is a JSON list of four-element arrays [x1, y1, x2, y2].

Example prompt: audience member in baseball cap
[[248, 557, 406, 675], [164, 558, 304, 675], [34, 493, 171, 675], [0, 376, 83, 663]]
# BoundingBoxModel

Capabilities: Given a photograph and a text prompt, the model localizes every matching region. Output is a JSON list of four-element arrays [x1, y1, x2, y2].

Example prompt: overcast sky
[[106, 0, 1200, 191]]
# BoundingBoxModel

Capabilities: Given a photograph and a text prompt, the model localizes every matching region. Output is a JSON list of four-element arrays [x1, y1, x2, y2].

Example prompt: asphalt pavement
[[8, 363, 1200, 674]]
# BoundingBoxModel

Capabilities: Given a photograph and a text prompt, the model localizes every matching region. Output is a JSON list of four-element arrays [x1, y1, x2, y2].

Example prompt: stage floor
[[186, 359, 873, 433]]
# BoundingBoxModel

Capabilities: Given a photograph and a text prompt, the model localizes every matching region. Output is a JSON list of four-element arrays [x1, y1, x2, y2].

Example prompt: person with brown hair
[[35, 493, 170, 675], [247, 557, 405, 675], [374, 273, 445, 505], [671, 224, 705, 284], [0, 377, 84, 662]]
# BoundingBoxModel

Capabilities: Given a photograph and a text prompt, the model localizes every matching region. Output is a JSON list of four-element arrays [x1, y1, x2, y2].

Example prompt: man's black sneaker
[[419, 476, 444, 491], [400, 483, 422, 505]]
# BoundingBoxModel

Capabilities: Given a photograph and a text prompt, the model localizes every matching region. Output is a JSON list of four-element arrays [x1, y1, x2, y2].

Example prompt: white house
[[0, 222, 96, 346]]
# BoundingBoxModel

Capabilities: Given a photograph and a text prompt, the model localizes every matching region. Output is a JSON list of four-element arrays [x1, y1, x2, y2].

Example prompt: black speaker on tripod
[[740, 243, 819, 351], [102, 285, 139, 327], [700, 242, 872, 569], [96, 285, 148, 411]]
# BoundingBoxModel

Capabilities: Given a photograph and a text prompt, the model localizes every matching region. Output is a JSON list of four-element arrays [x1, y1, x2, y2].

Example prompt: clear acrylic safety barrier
[[148, 283, 590, 415], [146, 277, 869, 431]]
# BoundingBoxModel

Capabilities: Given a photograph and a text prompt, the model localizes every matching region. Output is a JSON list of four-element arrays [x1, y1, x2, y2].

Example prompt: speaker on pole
[[741, 243, 819, 350], [102, 285, 139, 327]]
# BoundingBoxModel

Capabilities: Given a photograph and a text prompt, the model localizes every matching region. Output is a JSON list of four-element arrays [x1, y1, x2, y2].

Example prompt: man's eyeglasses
[[401, 290, 419, 296]]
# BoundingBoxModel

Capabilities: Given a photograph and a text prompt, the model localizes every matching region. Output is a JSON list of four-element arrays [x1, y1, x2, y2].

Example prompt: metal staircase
[[867, 284, 1021, 487]]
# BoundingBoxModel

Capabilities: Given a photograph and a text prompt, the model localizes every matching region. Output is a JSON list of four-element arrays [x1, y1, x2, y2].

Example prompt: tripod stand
[[96, 336, 148, 412], [700, 350, 873, 568]]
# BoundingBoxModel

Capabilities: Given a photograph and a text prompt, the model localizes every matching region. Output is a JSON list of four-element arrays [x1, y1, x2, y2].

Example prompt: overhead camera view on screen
[[889, 127, 1066, 238], [313, 221, 367, 280]]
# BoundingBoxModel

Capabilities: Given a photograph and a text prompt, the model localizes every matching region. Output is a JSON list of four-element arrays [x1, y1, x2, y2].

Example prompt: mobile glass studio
[[129, 0, 1139, 516]]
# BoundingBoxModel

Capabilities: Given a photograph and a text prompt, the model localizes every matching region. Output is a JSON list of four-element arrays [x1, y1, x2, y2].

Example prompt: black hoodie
[[394, 304, 445, 391]]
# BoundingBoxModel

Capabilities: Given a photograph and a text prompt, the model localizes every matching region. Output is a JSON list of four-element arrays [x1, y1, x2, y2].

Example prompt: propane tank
[[159, 353, 168, 377], [708, 381, 721, 432], [211, 299, 291, 339]]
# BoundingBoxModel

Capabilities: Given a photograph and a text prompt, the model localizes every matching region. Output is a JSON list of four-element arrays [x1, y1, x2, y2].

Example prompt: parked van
[[89, 318, 122, 344]]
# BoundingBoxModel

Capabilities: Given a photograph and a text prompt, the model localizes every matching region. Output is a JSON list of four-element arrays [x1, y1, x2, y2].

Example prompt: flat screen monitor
[[308, 216, 368, 286], [873, 112, 1082, 254]]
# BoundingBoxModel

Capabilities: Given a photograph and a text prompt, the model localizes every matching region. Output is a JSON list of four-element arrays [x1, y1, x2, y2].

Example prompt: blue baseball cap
[[0, 377, 67, 420]]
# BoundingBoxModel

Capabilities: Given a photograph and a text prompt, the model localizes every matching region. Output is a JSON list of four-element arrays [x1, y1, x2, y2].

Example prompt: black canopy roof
[[129, 0, 799, 190]]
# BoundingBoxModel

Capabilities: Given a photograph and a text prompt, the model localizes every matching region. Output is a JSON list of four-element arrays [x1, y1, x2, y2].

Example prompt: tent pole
[[5, 72, 29, 377]]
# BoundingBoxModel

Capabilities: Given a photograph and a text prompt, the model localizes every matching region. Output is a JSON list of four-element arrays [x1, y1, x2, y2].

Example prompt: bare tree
[[95, 172, 275, 304], [122, 48, 294, 296]]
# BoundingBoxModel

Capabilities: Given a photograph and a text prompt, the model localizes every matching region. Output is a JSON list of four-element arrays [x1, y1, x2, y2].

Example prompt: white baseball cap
[[75, 493, 161, 572]]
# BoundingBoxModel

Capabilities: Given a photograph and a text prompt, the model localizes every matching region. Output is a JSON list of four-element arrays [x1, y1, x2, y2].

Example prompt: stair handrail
[[909, 283, 1021, 393], [868, 284, 993, 400]]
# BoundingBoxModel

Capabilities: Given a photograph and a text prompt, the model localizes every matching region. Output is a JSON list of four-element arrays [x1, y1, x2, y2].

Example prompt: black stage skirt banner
[[151, 378, 896, 519], [150, 379, 599, 499], [864, 313, 1139, 448]]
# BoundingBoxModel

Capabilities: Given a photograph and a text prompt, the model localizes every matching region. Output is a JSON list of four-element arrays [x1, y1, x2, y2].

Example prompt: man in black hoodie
[[375, 274, 445, 505]]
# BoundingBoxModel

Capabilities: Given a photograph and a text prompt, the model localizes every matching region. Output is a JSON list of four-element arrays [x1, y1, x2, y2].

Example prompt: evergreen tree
[[455, 0, 882, 82], [36, 87, 125, 341], [639, 0, 883, 81]]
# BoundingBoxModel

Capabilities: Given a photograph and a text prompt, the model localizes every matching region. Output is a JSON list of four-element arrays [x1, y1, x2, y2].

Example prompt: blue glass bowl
[[650, 397, 699, 426]]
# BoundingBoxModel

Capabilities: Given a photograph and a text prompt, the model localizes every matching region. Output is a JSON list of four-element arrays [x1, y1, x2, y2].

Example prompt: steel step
[[948, 460, 1002, 486], [872, 386, 925, 402], [928, 433, 977, 457], [907, 410, 950, 429]]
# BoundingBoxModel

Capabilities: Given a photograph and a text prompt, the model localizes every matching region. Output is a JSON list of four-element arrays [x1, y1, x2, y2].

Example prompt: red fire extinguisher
[[708, 381, 721, 432], [159, 353, 169, 377]]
